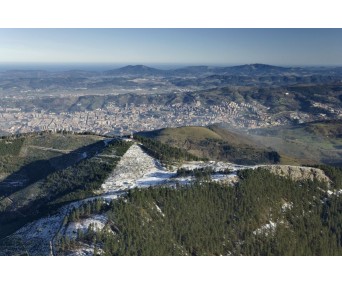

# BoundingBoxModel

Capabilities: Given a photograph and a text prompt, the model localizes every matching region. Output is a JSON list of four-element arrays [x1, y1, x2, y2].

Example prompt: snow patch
[[67, 242, 104, 256], [100, 145, 257, 194], [327, 189, 342, 196], [155, 203, 165, 217], [14, 213, 63, 241], [253, 221, 277, 236], [180, 161, 255, 172], [281, 202, 293, 212], [64, 214, 107, 239], [101, 144, 167, 192]]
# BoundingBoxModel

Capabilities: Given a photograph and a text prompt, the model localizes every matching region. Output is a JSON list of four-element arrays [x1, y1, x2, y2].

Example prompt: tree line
[[134, 135, 201, 164]]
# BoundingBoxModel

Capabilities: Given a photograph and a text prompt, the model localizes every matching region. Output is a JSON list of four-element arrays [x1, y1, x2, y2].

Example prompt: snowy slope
[[7, 142, 332, 256], [101, 144, 172, 191], [101, 144, 247, 193], [64, 214, 108, 239]]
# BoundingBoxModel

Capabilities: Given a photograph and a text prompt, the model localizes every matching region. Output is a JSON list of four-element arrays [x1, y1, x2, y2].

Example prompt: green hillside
[[137, 126, 280, 165], [0, 132, 132, 238], [0, 132, 104, 190], [148, 126, 223, 142]]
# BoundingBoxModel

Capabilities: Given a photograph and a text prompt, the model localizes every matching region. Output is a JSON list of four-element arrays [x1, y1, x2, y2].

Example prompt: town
[[0, 95, 339, 135]]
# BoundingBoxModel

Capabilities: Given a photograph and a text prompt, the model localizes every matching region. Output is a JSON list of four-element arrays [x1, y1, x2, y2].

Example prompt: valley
[[0, 64, 341, 136]]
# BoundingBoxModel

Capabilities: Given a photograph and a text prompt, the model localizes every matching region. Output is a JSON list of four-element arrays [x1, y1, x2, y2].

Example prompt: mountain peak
[[105, 64, 164, 76], [121, 64, 154, 69]]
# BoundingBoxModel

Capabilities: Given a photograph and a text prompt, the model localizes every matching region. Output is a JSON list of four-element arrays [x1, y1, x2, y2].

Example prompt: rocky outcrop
[[263, 165, 330, 184]]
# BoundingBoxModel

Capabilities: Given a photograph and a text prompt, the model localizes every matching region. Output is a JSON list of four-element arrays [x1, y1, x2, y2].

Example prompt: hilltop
[[137, 125, 280, 165], [104, 65, 166, 76]]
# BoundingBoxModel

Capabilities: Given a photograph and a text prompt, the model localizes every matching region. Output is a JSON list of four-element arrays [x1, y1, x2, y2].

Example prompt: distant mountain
[[169, 64, 302, 77], [104, 65, 166, 76], [217, 63, 293, 75], [3, 64, 342, 79], [103, 64, 296, 77]]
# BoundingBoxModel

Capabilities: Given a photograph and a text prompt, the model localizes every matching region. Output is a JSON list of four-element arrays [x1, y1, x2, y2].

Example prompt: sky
[[0, 29, 342, 67]]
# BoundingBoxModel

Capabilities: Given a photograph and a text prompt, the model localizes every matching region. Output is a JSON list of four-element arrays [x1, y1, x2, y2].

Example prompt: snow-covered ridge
[[7, 142, 334, 256], [180, 160, 257, 172], [100, 144, 247, 193]]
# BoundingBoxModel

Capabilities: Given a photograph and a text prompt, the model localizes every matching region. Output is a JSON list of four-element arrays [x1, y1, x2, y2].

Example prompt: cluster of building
[[0, 100, 268, 135], [0, 98, 340, 136]]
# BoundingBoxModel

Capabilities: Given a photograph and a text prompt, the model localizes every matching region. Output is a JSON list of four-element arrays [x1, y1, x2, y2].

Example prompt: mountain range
[[3, 63, 342, 78], [102, 63, 342, 77]]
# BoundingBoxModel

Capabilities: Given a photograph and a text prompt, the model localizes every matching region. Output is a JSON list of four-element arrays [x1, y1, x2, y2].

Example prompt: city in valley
[[0, 64, 341, 136], [0, 100, 284, 135]]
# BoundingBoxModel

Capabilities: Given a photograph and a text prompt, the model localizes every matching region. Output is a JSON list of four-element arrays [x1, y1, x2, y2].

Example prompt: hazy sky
[[0, 29, 341, 66]]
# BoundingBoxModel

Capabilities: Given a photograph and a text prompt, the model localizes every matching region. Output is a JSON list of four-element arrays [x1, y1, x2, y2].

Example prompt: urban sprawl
[[1, 98, 338, 135]]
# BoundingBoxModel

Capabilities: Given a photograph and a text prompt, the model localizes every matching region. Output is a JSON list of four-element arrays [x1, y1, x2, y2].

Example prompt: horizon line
[[0, 62, 341, 71]]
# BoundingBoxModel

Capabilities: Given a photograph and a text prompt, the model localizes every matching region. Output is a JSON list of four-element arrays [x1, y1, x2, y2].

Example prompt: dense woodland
[[0, 138, 24, 156], [58, 166, 342, 256], [35, 140, 131, 209], [134, 135, 201, 164], [176, 167, 231, 179], [316, 165, 342, 188]]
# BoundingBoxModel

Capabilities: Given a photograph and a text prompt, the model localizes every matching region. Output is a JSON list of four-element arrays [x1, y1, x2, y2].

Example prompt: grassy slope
[[138, 125, 280, 165]]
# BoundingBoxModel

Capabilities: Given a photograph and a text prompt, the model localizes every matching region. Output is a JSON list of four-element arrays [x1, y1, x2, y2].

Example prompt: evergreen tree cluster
[[65, 199, 108, 224], [176, 167, 231, 179], [42, 140, 132, 206], [134, 135, 201, 164], [0, 138, 24, 156], [316, 164, 342, 188], [57, 199, 111, 255], [68, 167, 342, 256]]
